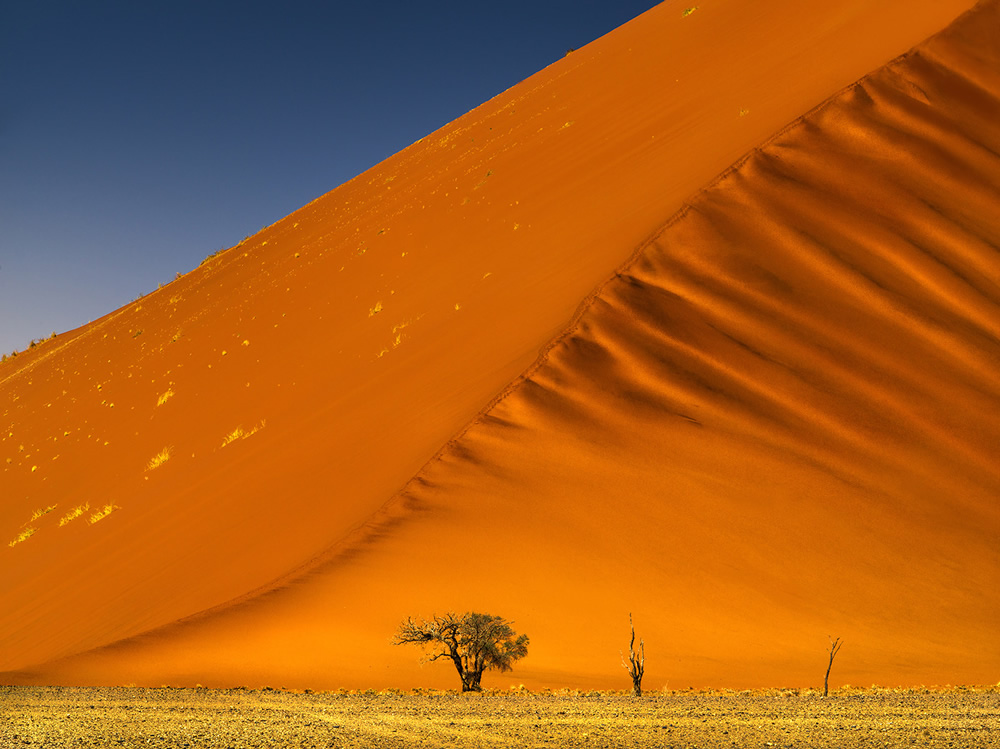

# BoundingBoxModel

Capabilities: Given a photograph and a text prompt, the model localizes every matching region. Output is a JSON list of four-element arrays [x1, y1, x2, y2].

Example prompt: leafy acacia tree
[[393, 612, 529, 692]]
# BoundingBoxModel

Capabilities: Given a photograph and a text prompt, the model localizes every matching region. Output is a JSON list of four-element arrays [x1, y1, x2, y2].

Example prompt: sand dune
[[1, 0, 993, 690]]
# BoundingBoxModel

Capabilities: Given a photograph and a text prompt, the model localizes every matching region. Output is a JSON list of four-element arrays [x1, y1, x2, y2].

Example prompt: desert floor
[[2, 685, 997, 748]]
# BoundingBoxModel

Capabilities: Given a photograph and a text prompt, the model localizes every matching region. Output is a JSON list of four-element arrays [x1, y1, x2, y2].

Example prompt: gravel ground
[[1, 685, 997, 748]]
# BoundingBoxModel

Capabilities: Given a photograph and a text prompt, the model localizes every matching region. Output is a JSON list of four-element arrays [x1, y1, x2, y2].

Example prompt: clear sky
[[0, 1, 660, 356]]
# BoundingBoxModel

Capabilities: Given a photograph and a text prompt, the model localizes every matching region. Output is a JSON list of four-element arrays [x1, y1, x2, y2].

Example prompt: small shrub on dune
[[8, 527, 37, 547], [146, 447, 172, 471]]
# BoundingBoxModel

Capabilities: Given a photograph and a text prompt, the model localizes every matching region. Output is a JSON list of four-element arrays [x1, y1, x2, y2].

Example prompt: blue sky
[[0, 1, 659, 356]]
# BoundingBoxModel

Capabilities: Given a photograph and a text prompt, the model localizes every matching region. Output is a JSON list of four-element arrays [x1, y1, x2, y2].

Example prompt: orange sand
[[1, 0, 994, 690]]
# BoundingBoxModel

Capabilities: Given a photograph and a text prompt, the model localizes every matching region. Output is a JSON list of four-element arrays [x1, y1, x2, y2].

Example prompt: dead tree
[[393, 612, 529, 692], [620, 613, 645, 696], [823, 636, 843, 697]]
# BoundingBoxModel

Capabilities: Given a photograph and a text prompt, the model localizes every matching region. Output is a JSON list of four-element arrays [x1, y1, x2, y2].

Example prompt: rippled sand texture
[[414, 2, 1000, 687], [1, 0, 994, 690], [392, 2, 1000, 687]]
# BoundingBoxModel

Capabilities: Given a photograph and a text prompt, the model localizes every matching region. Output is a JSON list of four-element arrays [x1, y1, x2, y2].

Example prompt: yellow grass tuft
[[221, 427, 247, 446], [88, 504, 119, 524], [156, 389, 175, 407], [25, 504, 58, 524], [8, 527, 36, 547], [59, 504, 90, 526], [220, 420, 266, 448], [146, 447, 172, 471]]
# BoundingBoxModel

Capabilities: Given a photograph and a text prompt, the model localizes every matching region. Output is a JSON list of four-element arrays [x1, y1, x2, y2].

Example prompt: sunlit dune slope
[[0, 0, 986, 687]]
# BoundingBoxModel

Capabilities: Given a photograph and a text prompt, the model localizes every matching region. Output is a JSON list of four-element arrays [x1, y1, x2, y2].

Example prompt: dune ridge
[[1, 0, 991, 689], [395, 0, 1000, 686], [355, 0, 1000, 688]]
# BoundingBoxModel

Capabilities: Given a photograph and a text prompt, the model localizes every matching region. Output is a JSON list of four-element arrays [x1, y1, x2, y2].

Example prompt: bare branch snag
[[621, 612, 645, 697], [824, 636, 843, 698]]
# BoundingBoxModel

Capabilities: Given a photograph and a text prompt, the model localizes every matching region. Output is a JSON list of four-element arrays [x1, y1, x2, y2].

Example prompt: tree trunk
[[824, 637, 842, 698], [462, 669, 483, 692]]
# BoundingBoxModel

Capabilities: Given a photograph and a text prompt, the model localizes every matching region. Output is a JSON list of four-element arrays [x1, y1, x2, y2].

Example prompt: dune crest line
[[281, 0, 1000, 592]]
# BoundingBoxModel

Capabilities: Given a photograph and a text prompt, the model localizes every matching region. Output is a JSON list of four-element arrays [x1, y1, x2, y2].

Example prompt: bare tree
[[823, 636, 843, 697], [620, 613, 645, 697], [393, 612, 529, 692]]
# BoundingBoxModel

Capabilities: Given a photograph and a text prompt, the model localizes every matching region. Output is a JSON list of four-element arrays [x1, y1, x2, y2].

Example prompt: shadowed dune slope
[[1, 0, 990, 688]]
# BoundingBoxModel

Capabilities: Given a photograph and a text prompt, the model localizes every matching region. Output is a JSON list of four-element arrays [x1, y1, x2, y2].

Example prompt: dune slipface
[[1, 0, 992, 689]]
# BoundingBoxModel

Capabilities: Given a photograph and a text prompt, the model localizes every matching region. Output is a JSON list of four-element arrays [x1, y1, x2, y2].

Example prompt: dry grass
[[146, 447, 172, 471], [220, 420, 266, 448], [88, 504, 119, 524], [25, 504, 58, 524], [59, 504, 90, 526], [0, 685, 996, 748], [7, 527, 36, 548]]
